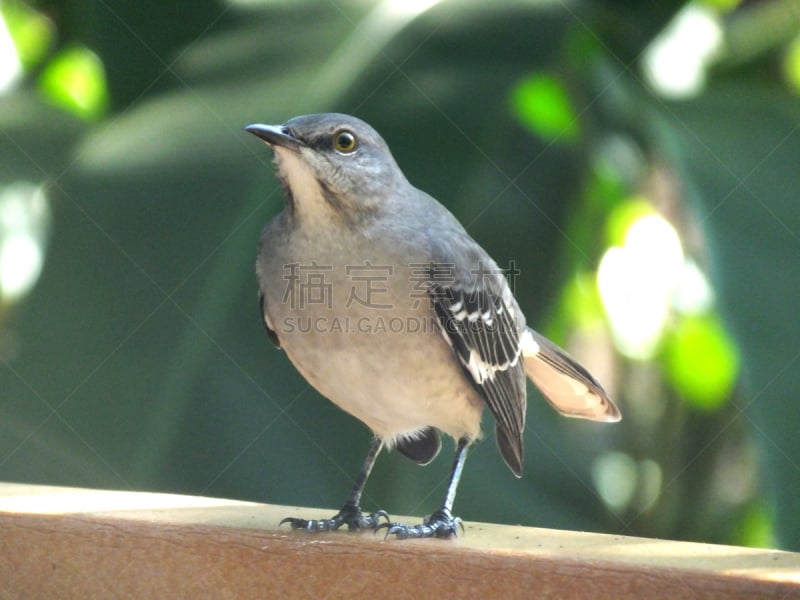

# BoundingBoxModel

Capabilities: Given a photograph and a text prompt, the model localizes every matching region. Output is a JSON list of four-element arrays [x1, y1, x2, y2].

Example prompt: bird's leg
[[381, 437, 468, 539], [280, 436, 389, 532]]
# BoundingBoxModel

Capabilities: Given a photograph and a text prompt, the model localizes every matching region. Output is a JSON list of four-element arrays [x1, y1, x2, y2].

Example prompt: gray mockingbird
[[245, 113, 621, 539]]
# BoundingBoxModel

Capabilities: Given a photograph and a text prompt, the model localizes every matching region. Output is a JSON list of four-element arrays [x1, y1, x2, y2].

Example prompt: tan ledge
[[0, 482, 798, 599]]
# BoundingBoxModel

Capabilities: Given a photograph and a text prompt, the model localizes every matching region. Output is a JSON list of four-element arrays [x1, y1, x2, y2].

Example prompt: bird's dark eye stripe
[[304, 136, 329, 151], [303, 134, 355, 153]]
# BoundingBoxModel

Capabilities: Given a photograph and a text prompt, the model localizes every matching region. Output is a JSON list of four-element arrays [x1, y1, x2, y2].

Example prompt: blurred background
[[1, 0, 799, 551]]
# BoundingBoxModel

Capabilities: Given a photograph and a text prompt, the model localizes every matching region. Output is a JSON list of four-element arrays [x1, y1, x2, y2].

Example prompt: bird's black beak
[[244, 124, 305, 151]]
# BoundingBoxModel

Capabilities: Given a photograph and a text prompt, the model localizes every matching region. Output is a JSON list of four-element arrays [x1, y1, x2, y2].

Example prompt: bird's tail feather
[[520, 328, 621, 422]]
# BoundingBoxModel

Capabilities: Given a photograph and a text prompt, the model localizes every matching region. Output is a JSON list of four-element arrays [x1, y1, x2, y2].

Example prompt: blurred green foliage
[[510, 72, 580, 142], [2, 0, 54, 69], [2, 0, 799, 553], [38, 45, 108, 119], [664, 314, 739, 411]]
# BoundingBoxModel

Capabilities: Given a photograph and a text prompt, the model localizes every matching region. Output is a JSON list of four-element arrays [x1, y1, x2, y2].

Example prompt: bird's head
[[246, 113, 406, 222]]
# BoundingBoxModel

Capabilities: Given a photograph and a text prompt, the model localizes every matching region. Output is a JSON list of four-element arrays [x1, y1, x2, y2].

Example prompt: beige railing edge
[[1, 482, 798, 599]]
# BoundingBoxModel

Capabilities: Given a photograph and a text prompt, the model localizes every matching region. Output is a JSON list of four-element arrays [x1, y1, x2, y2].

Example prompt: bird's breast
[[258, 242, 484, 442]]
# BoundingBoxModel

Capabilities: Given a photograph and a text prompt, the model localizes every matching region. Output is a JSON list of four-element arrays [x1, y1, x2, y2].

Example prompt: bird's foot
[[280, 502, 389, 533], [379, 507, 464, 539]]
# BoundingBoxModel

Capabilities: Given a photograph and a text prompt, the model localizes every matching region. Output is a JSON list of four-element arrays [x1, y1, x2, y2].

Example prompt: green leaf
[[38, 46, 108, 120], [736, 503, 775, 549], [698, 0, 742, 12], [0, 1, 54, 70], [784, 34, 800, 95], [510, 72, 579, 142], [664, 313, 740, 411]]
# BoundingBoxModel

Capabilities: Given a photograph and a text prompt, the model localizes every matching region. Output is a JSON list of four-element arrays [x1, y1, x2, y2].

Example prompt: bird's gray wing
[[430, 281, 527, 477], [259, 292, 281, 348]]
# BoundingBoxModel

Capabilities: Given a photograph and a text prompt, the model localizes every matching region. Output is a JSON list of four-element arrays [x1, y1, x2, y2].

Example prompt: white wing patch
[[439, 291, 522, 384], [430, 281, 528, 476], [519, 327, 540, 357]]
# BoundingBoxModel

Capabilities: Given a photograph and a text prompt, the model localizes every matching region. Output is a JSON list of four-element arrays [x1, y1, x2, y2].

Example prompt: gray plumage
[[246, 113, 620, 538]]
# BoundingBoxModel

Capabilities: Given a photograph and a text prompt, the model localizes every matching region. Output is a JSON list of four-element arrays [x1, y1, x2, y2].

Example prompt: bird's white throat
[[274, 147, 328, 217]]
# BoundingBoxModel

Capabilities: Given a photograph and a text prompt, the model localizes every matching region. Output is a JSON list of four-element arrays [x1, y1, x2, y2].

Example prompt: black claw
[[279, 506, 390, 533], [378, 508, 463, 540], [362, 509, 390, 530], [375, 521, 394, 539], [279, 516, 303, 528]]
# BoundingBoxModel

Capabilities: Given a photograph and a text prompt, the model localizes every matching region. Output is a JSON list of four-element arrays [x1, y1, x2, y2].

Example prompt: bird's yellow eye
[[333, 130, 357, 154]]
